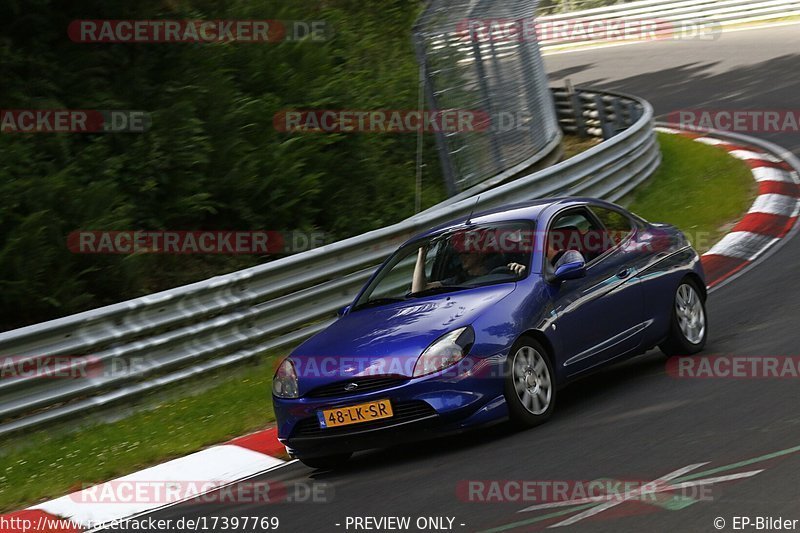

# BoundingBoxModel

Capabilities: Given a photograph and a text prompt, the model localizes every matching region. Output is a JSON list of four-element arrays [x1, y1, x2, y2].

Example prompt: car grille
[[305, 375, 407, 398], [290, 400, 437, 439]]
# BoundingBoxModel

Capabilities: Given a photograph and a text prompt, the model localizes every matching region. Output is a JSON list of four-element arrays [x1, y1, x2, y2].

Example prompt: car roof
[[410, 197, 625, 242]]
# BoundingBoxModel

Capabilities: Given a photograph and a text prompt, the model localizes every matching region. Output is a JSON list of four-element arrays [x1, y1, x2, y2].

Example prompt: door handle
[[617, 268, 631, 279]]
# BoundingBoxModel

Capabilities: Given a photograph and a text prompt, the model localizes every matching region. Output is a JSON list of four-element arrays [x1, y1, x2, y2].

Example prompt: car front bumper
[[273, 354, 508, 458]]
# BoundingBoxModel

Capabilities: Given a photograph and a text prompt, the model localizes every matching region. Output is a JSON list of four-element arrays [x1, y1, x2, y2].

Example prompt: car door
[[545, 206, 645, 376]]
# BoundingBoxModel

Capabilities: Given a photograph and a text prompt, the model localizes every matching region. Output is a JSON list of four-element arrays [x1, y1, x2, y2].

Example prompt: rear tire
[[503, 337, 556, 428], [298, 452, 352, 470], [660, 278, 708, 357]]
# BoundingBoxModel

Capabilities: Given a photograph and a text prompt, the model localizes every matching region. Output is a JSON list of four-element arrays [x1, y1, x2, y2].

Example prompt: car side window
[[591, 206, 634, 252], [546, 208, 604, 266]]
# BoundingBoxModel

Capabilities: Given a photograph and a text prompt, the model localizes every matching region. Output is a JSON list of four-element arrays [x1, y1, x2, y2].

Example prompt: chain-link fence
[[414, 0, 562, 195]]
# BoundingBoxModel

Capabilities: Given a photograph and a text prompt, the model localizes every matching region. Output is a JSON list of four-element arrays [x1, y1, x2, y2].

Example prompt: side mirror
[[553, 250, 587, 282], [337, 305, 351, 317]]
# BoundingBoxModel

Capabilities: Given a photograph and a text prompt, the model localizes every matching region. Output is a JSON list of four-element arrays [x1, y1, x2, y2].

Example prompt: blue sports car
[[273, 197, 708, 468]]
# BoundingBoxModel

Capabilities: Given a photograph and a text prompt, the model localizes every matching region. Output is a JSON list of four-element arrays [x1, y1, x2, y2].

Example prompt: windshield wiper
[[353, 297, 407, 311], [406, 285, 470, 298]]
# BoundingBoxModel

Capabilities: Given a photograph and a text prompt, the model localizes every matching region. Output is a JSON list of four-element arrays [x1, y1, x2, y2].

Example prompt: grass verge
[[562, 135, 602, 159], [623, 132, 756, 253], [0, 356, 281, 512], [0, 131, 756, 513]]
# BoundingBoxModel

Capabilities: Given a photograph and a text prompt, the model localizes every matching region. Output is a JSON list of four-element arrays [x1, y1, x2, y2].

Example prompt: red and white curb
[[0, 428, 285, 533], [655, 126, 800, 289]]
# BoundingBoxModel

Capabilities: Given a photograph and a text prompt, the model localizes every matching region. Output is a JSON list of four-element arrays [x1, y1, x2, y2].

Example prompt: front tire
[[503, 337, 556, 428], [660, 278, 708, 357], [297, 452, 352, 470]]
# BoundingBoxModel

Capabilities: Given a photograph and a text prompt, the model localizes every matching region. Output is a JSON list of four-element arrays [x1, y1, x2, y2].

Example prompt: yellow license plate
[[318, 399, 393, 428]]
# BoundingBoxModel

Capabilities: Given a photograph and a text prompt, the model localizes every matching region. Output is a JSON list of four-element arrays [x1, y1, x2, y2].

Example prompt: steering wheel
[[489, 265, 510, 275]]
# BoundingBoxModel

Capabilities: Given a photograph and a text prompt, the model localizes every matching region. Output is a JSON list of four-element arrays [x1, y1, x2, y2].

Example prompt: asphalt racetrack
[[106, 24, 800, 533]]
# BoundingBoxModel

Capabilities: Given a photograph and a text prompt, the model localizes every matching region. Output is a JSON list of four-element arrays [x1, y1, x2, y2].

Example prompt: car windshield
[[353, 222, 533, 310]]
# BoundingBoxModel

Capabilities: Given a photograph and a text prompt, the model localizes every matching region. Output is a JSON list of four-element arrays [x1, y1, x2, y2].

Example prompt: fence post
[[471, 38, 505, 172], [413, 36, 458, 196]]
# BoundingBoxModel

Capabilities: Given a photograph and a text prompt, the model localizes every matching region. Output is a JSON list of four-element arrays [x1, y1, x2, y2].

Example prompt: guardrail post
[[625, 100, 641, 125], [594, 93, 613, 139], [570, 90, 587, 138], [611, 96, 624, 132]]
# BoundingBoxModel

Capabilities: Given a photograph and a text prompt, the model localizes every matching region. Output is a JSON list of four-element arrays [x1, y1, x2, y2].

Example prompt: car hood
[[289, 283, 517, 390]]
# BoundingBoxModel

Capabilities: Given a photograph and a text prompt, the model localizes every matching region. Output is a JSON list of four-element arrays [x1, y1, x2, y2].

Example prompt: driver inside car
[[425, 250, 527, 289], [547, 227, 578, 266]]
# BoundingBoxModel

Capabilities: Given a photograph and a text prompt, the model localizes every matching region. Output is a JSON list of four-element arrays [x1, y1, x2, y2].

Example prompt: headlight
[[273, 358, 299, 398], [413, 326, 475, 377]]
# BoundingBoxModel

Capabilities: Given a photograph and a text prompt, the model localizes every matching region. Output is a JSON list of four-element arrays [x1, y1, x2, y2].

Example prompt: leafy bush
[[0, 0, 444, 329]]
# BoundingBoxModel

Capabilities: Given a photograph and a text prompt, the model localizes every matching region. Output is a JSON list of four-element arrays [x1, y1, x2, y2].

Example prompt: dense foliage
[[0, 0, 444, 329]]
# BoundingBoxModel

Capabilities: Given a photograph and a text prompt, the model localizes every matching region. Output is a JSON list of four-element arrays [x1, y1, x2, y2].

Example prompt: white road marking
[[548, 462, 708, 527], [667, 471, 765, 491], [517, 462, 764, 528], [549, 468, 764, 528], [519, 462, 708, 513]]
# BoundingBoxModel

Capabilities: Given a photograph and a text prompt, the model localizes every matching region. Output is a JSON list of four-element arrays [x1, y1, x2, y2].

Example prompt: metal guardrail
[[0, 88, 660, 437], [552, 87, 644, 139], [537, 0, 800, 49]]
